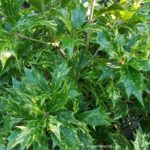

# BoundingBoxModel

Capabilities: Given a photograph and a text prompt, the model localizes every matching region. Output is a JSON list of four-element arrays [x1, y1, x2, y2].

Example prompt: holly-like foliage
[[0, 0, 150, 149]]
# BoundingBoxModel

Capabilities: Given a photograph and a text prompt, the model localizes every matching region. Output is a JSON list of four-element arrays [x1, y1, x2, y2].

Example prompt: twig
[[15, 33, 51, 45], [14, 33, 66, 57], [93, 49, 100, 58], [86, 0, 96, 48], [88, 0, 96, 23]]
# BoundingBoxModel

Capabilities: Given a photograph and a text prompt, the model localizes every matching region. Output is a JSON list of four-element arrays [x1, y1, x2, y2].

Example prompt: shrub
[[0, 0, 150, 149]]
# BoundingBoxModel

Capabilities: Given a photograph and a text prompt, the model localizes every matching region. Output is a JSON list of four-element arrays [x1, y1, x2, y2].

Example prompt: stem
[[86, 0, 96, 49], [88, 0, 95, 23], [93, 49, 100, 58], [15, 33, 66, 57], [15, 33, 51, 45]]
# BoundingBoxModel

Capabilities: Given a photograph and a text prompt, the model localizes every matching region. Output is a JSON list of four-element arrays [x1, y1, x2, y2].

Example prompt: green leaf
[[0, 29, 16, 50], [113, 100, 128, 120], [61, 36, 74, 57], [52, 63, 70, 85], [71, 6, 86, 28], [97, 30, 110, 49], [120, 66, 145, 106], [100, 66, 117, 80], [23, 68, 48, 90], [28, 0, 49, 14], [60, 126, 80, 148], [48, 116, 62, 141], [12, 77, 21, 90], [128, 58, 150, 72], [58, 8, 72, 32], [97, 29, 116, 58], [57, 110, 81, 125], [1, 0, 24, 25], [77, 130, 93, 150], [29, 0, 45, 12], [78, 107, 111, 128], [96, 3, 124, 16], [0, 144, 6, 150], [14, 14, 56, 32], [132, 131, 150, 150], [7, 131, 19, 149], [0, 50, 15, 68], [7, 127, 33, 150], [112, 133, 133, 150], [107, 82, 120, 107], [0, 29, 17, 68]]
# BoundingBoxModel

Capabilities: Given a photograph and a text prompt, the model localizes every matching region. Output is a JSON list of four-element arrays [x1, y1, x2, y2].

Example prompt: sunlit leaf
[[132, 131, 150, 150]]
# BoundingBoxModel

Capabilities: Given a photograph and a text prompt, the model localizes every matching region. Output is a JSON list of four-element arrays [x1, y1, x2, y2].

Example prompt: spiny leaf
[[12, 77, 21, 90], [96, 3, 124, 16], [1, 0, 24, 25], [52, 63, 70, 86], [60, 126, 80, 148], [61, 36, 75, 57], [120, 66, 145, 106], [78, 107, 111, 128], [112, 133, 133, 150], [97, 29, 116, 58], [29, 0, 48, 12], [13, 14, 56, 32], [71, 5, 86, 28], [0, 29, 17, 67], [48, 116, 62, 141], [132, 131, 150, 150], [128, 58, 150, 72], [58, 8, 72, 32]]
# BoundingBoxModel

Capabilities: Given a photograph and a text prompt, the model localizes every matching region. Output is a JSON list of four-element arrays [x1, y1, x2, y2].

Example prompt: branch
[[14, 33, 51, 45], [86, 0, 96, 48], [14, 33, 66, 57], [88, 0, 96, 23]]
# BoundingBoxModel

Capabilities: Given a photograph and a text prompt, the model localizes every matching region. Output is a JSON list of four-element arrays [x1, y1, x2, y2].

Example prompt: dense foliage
[[0, 0, 150, 149]]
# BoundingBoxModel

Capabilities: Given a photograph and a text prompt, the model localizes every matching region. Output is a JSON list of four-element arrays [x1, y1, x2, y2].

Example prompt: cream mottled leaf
[[120, 66, 145, 106]]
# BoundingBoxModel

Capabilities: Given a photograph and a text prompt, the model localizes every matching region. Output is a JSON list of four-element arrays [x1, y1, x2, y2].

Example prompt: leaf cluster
[[0, 0, 150, 149]]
